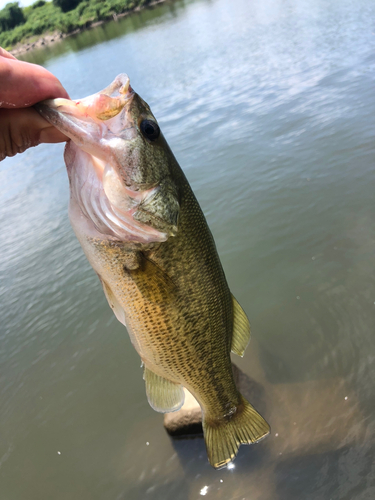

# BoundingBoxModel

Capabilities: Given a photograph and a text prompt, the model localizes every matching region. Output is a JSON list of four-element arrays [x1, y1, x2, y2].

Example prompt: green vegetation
[[52, 0, 82, 14], [0, 2, 25, 31], [0, 0, 153, 49]]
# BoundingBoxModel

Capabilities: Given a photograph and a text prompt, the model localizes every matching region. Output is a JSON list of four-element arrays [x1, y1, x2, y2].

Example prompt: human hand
[[0, 47, 69, 161]]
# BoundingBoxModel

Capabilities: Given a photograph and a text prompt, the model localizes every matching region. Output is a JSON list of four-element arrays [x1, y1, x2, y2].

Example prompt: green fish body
[[36, 75, 270, 468]]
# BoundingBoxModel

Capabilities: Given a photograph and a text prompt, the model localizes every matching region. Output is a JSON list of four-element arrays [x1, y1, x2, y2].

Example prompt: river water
[[1, 0, 375, 498]]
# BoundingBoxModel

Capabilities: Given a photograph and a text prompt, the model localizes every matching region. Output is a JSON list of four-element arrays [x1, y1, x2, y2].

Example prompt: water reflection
[[19, 0, 196, 66]]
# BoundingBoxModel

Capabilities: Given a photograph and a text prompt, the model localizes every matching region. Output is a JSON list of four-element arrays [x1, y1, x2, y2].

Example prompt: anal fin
[[143, 367, 185, 413], [231, 295, 251, 357]]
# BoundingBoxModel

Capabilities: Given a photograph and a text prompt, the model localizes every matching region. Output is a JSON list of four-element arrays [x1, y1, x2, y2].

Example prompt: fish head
[[36, 74, 180, 244]]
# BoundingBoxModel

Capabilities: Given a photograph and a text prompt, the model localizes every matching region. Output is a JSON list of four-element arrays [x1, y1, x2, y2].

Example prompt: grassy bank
[[0, 0, 153, 51]]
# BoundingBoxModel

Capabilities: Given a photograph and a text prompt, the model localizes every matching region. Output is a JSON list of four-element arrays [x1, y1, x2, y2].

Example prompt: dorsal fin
[[231, 295, 251, 357]]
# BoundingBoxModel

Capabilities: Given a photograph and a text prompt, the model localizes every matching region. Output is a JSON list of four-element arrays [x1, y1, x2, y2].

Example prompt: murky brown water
[[1, 0, 375, 498]]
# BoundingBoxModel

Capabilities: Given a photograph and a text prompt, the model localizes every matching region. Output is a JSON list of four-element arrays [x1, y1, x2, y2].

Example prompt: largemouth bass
[[36, 75, 270, 469]]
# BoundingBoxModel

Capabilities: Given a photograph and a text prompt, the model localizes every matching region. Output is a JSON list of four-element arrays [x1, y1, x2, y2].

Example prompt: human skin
[[0, 47, 68, 161]]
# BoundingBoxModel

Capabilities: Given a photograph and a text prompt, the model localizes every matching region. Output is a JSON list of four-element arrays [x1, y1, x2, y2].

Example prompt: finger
[[0, 47, 17, 60], [0, 57, 69, 108], [39, 125, 68, 144], [0, 107, 68, 161]]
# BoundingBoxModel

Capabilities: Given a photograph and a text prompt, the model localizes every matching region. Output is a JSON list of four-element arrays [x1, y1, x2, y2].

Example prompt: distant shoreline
[[9, 0, 167, 58]]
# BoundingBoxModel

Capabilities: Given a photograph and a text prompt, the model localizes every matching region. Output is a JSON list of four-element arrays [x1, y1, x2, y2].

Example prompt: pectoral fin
[[128, 254, 177, 304], [101, 280, 126, 326], [231, 295, 251, 357], [143, 367, 185, 413]]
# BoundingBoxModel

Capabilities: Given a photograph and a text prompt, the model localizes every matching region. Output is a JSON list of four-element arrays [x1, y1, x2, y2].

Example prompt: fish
[[36, 74, 270, 469]]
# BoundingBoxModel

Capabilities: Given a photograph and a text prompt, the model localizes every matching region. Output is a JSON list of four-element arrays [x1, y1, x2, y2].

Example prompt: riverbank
[[8, 0, 167, 58]]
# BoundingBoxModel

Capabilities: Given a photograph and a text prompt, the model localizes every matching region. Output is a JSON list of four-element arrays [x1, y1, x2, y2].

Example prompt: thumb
[[0, 107, 67, 161]]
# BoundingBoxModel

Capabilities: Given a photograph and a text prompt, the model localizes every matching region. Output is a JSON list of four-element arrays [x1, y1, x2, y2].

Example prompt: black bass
[[36, 75, 270, 469]]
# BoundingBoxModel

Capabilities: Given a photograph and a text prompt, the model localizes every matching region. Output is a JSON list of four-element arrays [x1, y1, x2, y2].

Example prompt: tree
[[0, 2, 25, 31], [31, 1, 46, 9], [52, 0, 83, 13]]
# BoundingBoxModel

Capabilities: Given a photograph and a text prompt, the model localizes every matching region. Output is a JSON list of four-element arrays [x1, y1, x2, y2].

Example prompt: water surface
[[1, 0, 375, 498]]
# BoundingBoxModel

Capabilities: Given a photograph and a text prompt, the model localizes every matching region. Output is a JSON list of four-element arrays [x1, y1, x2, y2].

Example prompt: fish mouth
[[35, 74, 135, 163], [35, 74, 172, 244]]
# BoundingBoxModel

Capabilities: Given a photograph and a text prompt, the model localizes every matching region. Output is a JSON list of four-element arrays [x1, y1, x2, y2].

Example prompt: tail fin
[[203, 396, 270, 469]]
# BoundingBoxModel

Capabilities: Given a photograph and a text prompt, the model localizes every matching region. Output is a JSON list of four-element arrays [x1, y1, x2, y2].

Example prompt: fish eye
[[140, 119, 160, 141]]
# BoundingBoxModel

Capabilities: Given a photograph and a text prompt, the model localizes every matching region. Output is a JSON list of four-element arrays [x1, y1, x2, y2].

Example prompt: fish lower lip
[[41, 97, 75, 109], [35, 101, 103, 153]]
